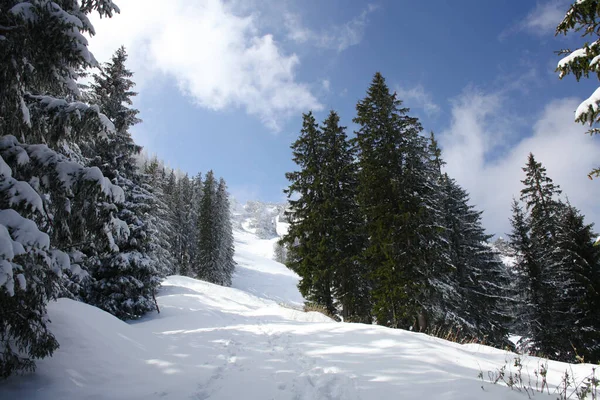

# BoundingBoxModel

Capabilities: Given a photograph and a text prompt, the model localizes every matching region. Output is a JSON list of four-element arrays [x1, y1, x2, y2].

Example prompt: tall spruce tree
[[508, 198, 539, 342], [319, 111, 370, 321], [282, 112, 335, 311], [195, 170, 219, 283], [548, 203, 600, 362], [84, 47, 161, 320], [519, 153, 562, 356], [144, 159, 176, 277], [0, 0, 123, 376], [441, 174, 510, 345], [556, 0, 600, 176], [352, 72, 443, 329], [215, 178, 235, 286]]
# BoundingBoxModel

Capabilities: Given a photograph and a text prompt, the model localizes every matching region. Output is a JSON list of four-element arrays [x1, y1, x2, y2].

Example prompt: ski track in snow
[[1, 221, 597, 399]]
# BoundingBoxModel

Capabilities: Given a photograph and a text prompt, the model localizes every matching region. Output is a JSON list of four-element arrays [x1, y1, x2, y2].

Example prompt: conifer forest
[[2, 1, 600, 399]]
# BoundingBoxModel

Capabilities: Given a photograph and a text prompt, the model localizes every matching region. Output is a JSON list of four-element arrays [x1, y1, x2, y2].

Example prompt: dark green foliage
[[194, 171, 235, 285], [283, 112, 333, 311], [283, 111, 369, 319], [352, 72, 442, 329], [215, 178, 235, 286]]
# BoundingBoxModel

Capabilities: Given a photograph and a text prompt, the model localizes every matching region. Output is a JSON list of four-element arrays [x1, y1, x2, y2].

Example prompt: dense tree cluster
[[283, 73, 600, 361], [0, 1, 234, 378], [282, 73, 511, 344], [509, 153, 600, 362]]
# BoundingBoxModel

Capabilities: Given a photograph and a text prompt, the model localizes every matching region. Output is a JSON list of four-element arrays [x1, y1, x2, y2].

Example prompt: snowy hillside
[[1, 223, 597, 399]]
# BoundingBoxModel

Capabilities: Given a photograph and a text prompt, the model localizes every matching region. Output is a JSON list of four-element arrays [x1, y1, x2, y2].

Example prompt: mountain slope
[[0, 223, 595, 399]]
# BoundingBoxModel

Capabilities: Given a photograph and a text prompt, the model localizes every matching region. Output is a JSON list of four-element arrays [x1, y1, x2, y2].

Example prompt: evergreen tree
[[195, 170, 219, 283], [556, 0, 600, 176], [508, 198, 539, 341], [319, 111, 370, 322], [352, 72, 443, 329], [441, 175, 510, 345], [519, 153, 562, 356], [0, 0, 123, 376], [144, 159, 176, 276], [215, 178, 235, 286], [89, 46, 142, 179], [548, 203, 600, 362], [85, 47, 160, 320], [282, 112, 335, 312]]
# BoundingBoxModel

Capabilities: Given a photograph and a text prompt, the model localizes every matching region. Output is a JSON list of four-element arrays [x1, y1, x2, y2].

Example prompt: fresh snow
[[1, 221, 597, 399]]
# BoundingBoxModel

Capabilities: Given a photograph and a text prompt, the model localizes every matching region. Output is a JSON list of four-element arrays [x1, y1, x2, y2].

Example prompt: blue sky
[[88, 0, 600, 236]]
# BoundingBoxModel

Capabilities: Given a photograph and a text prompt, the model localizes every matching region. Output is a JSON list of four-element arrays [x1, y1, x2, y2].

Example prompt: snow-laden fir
[[0, 203, 596, 400]]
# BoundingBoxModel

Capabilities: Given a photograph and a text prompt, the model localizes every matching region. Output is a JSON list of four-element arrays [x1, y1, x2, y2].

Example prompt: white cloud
[[284, 4, 378, 52], [394, 84, 441, 117], [501, 0, 571, 38], [440, 90, 600, 237], [322, 79, 331, 92], [87, 0, 322, 132]]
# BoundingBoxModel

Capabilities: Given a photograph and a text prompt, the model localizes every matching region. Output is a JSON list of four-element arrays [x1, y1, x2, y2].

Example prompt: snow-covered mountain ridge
[[0, 217, 595, 399]]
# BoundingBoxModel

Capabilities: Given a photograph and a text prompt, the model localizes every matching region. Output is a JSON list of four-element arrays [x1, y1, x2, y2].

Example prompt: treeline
[[0, 1, 234, 378], [282, 72, 600, 362]]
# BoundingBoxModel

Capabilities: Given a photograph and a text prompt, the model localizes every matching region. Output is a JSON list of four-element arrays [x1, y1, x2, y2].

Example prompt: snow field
[[1, 224, 597, 399]]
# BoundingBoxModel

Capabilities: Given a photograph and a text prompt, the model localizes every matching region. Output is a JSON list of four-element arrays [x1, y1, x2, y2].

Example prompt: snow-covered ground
[[1, 223, 597, 399]]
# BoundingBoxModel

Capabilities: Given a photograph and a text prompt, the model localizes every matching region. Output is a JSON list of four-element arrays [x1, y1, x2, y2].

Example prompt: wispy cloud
[[394, 84, 441, 117], [439, 89, 600, 236], [500, 0, 571, 39], [284, 4, 379, 52], [88, 0, 322, 132]]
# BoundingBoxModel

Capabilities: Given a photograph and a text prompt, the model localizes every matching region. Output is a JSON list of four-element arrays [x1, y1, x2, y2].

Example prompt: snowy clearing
[[0, 225, 596, 399]]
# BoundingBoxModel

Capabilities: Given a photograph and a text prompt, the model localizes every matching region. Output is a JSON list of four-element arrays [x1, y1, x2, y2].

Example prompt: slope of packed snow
[[1, 225, 597, 399]]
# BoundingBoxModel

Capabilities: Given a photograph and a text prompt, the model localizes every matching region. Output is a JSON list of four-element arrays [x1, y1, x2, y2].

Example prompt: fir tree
[[519, 153, 562, 356], [0, 0, 123, 376], [548, 203, 600, 362], [319, 111, 370, 322], [215, 178, 235, 286], [85, 47, 160, 320], [282, 112, 334, 312], [352, 72, 443, 329], [441, 175, 510, 345], [195, 170, 219, 283], [144, 159, 176, 277], [508, 198, 539, 341]]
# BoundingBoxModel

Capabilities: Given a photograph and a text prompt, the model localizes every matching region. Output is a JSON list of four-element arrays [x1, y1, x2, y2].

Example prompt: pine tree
[[508, 198, 539, 343], [215, 178, 235, 286], [0, 157, 66, 378], [548, 203, 600, 362], [144, 159, 176, 277], [186, 172, 203, 276], [282, 112, 335, 312], [84, 47, 160, 320], [441, 175, 510, 345], [319, 111, 370, 322], [89, 46, 141, 179], [352, 72, 443, 329], [0, 0, 124, 376], [195, 170, 219, 282]]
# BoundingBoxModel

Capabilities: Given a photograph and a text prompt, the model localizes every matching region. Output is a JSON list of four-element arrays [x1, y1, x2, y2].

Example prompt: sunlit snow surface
[[1, 224, 596, 399]]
